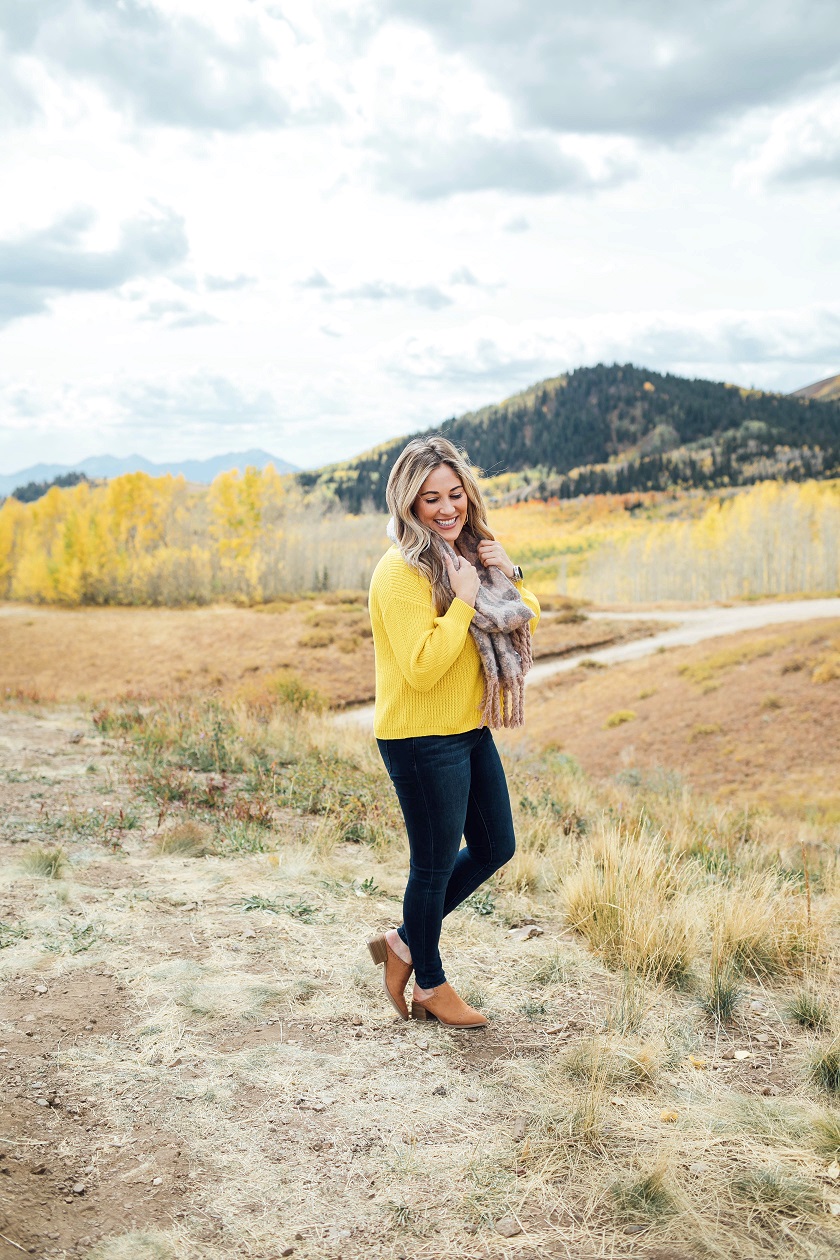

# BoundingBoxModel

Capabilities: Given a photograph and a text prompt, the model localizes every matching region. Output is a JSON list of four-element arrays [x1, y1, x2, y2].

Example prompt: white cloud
[[0, 0, 319, 131], [0, 205, 188, 327], [380, 307, 840, 394], [741, 87, 840, 185], [375, 0, 840, 142]]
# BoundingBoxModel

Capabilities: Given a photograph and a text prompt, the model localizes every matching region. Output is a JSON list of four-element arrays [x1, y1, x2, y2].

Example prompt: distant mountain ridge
[[0, 449, 298, 499], [299, 364, 840, 510]]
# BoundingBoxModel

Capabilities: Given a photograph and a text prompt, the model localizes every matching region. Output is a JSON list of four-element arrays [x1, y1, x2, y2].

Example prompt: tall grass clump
[[732, 1166, 820, 1215], [712, 874, 824, 979], [20, 845, 68, 878], [562, 826, 698, 983], [697, 948, 742, 1023], [787, 987, 834, 1032], [153, 821, 213, 857], [812, 1111, 840, 1157], [609, 1163, 676, 1222], [808, 1038, 840, 1094]]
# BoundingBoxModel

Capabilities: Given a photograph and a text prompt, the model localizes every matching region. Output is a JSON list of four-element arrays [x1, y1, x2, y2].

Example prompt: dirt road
[[338, 596, 840, 725]]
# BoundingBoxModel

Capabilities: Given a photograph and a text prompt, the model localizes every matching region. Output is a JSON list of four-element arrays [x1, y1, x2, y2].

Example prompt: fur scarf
[[434, 531, 533, 727]]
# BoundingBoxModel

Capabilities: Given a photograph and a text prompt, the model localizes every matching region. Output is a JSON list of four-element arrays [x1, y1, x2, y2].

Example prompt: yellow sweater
[[369, 546, 541, 738]]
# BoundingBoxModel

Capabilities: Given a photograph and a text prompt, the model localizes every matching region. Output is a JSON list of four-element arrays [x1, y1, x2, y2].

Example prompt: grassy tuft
[[712, 875, 823, 979], [20, 845, 68, 878], [609, 1163, 675, 1220], [153, 820, 213, 857], [563, 828, 698, 983], [87, 1233, 176, 1260], [812, 1111, 840, 1158], [786, 987, 834, 1032], [697, 951, 742, 1022], [605, 709, 636, 728], [808, 1038, 840, 1094], [732, 1166, 819, 1214]]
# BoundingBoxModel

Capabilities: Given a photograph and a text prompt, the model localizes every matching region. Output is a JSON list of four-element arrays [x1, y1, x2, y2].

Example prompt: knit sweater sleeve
[[515, 581, 541, 634], [373, 555, 476, 693]]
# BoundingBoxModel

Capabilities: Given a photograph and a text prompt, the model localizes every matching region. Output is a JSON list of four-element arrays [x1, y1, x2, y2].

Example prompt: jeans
[[376, 728, 516, 989]]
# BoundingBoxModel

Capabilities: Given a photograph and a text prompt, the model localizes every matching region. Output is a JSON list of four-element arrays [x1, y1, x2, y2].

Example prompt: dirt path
[[531, 596, 840, 682], [338, 597, 840, 725]]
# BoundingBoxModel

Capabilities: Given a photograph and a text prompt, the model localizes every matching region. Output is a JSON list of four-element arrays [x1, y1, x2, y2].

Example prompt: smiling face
[[413, 463, 469, 542]]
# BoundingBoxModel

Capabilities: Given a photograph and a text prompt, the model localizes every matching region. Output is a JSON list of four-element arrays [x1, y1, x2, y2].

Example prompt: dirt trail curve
[[337, 597, 840, 727]]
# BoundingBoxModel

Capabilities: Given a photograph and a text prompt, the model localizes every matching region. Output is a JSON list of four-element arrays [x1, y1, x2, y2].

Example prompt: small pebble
[[689, 1162, 711, 1175], [762, 1085, 780, 1096], [494, 1216, 522, 1238], [152, 1176, 163, 1185], [351, 1015, 362, 1026], [72, 1183, 86, 1195], [625, 1224, 648, 1235], [34, 985, 48, 994], [432, 1084, 447, 1097]]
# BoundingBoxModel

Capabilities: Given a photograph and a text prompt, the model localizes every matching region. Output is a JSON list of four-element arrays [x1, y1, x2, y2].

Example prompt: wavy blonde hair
[[385, 435, 493, 614]]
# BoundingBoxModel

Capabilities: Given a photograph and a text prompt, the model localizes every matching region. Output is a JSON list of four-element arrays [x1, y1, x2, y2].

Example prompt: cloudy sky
[[1, 0, 839, 474]]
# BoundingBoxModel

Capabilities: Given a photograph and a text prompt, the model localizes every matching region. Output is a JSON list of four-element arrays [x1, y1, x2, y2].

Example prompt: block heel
[[367, 934, 388, 966], [410, 1002, 431, 1021], [367, 932, 413, 1020]]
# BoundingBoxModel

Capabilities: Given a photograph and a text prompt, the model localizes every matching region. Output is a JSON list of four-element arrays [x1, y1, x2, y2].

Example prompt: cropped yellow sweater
[[369, 546, 541, 739]]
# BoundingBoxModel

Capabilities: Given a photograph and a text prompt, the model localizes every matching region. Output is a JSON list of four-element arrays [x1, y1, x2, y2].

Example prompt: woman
[[367, 435, 540, 1029]]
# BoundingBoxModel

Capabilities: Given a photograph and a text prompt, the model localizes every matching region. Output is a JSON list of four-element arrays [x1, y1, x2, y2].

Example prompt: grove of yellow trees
[[1, 471, 838, 606], [0, 468, 386, 605]]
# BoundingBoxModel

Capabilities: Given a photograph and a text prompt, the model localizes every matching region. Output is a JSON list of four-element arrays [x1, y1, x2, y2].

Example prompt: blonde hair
[[385, 435, 493, 613]]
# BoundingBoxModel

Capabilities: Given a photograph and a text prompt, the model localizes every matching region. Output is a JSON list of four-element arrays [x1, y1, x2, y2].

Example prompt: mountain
[[0, 449, 298, 499], [299, 363, 840, 510], [790, 372, 840, 403]]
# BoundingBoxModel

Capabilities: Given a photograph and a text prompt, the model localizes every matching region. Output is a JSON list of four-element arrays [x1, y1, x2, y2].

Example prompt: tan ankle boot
[[410, 982, 488, 1029], [368, 933, 413, 1020]]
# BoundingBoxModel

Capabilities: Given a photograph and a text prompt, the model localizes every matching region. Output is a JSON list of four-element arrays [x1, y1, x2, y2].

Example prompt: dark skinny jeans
[[376, 728, 516, 989]]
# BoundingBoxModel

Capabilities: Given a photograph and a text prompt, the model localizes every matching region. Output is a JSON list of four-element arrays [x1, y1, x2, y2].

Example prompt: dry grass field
[[1, 614, 840, 1260], [512, 618, 840, 822], [0, 600, 660, 709]]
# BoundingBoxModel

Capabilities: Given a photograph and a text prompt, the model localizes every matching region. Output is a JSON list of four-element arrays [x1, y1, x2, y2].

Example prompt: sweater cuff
[[448, 596, 476, 625]]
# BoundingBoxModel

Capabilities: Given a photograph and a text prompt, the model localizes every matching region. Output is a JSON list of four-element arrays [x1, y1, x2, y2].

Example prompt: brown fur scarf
[[435, 532, 533, 728]]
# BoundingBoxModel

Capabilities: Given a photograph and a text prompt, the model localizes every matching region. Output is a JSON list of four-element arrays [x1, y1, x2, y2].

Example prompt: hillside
[[513, 617, 840, 821], [792, 372, 840, 403], [299, 363, 840, 510]]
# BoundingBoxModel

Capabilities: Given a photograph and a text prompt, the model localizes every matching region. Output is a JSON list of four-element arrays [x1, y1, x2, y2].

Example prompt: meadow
[[1, 614, 840, 1259], [2, 468, 840, 1259]]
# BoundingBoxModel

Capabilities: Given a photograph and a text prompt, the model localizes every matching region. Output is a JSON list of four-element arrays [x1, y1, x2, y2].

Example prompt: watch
[[511, 565, 523, 582]]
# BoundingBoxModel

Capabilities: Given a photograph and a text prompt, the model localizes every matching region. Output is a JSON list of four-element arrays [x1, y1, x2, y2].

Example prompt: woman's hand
[[477, 539, 516, 579], [443, 549, 480, 608]]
